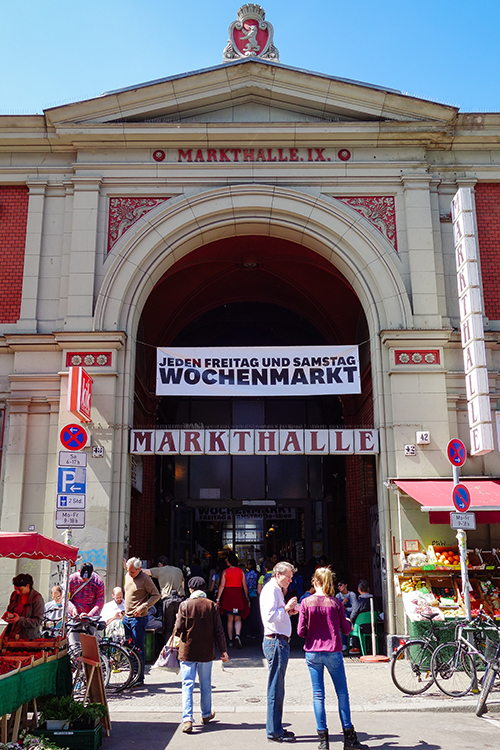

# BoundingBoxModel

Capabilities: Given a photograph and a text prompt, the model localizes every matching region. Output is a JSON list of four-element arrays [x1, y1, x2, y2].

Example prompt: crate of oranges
[[428, 545, 462, 570]]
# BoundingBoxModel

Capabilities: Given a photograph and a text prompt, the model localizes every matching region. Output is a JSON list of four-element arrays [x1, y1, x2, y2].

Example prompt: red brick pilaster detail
[[129, 455, 156, 562], [345, 455, 376, 589], [0, 186, 29, 323], [475, 183, 500, 321]]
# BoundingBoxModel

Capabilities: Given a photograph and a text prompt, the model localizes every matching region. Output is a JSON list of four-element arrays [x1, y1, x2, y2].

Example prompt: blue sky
[[1, 1, 498, 114]]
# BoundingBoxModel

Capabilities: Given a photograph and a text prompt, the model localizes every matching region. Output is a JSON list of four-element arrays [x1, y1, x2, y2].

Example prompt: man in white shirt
[[259, 561, 298, 743], [100, 587, 125, 637]]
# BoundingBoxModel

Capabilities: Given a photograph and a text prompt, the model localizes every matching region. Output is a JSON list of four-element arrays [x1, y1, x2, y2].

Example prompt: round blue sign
[[447, 439, 467, 467], [452, 484, 471, 513]]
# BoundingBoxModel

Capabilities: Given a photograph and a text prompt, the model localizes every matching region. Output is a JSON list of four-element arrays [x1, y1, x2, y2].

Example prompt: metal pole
[[60, 530, 73, 638], [370, 596, 377, 655], [453, 467, 471, 620]]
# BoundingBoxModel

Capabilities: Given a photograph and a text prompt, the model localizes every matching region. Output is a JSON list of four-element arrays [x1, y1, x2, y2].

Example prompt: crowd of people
[[2, 553, 375, 749]]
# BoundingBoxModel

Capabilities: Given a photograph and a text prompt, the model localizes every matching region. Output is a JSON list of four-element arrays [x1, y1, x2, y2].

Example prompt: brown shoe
[[202, 711, 215, 724], [182, 722, 193, 734]]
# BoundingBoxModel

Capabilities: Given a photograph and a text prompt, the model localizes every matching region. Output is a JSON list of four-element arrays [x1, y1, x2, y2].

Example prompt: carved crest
[[223, 4, 279, 63]]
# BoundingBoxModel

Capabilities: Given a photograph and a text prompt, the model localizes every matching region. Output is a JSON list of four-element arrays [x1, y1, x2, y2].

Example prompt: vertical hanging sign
[[67, 367, 93, 423], [451, 188, 494, 456]]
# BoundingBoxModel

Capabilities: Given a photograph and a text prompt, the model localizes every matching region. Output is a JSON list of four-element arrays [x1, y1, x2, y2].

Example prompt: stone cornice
[[0, 331, 126, 353]]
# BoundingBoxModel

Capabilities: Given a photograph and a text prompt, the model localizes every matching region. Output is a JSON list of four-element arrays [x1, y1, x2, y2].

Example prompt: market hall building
[[1, 5, 500, 637]]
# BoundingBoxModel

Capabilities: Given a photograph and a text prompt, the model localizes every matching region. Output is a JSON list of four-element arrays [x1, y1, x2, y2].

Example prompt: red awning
[[393, 478, 500, 524], [0, 532, 79, 563]]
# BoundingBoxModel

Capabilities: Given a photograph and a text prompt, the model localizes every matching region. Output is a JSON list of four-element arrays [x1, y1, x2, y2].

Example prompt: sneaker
[[228, 640, 234, 648], [349, 648, 361, 655], [202, 711, 215, 724], [235, 635, 242, 649], [182, 722, 193, 734]]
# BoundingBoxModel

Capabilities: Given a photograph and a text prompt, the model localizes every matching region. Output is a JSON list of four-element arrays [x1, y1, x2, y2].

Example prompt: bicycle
[[430, 612, 500, 698], [476, 632, 500, 716], [391, 612, 444, 695]]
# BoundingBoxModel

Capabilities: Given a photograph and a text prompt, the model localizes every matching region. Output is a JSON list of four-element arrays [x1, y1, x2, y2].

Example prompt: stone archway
[[97, 184, 411, 622], [96, 184, 411, 338]]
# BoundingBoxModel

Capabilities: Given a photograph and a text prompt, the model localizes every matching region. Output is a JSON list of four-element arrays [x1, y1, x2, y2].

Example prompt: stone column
[[402, 175, 442, 329], [17, 181, 47, 332], [65, 177, 102, 330]]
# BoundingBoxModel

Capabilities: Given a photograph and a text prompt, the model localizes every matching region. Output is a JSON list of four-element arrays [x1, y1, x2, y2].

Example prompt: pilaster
[[401, 175, 442, 328], [16, 181, 48, 332], [65, 177, 102, 329]]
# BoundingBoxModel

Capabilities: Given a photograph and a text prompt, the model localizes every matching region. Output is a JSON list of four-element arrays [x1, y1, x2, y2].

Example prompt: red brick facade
[[0, 186, 28, 323], [475, 183, 500, 321]]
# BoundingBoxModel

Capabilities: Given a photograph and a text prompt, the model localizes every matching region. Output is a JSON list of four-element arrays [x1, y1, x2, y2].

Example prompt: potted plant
[[38, 695, 107, 730]]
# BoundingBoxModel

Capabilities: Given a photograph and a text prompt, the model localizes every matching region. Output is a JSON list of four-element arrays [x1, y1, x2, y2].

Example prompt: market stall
[[0, 532, 79, 743]]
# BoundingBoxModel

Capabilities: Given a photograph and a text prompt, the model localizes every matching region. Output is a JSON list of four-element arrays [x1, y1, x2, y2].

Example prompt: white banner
[[156, 345, 361, 396]]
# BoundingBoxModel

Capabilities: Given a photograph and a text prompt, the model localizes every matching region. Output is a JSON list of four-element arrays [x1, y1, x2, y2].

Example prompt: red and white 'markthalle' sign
[[68, 367, 93, 423]]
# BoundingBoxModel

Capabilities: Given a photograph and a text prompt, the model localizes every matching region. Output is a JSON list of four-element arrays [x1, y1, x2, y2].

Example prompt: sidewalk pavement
[[105, 640, 500, 718]]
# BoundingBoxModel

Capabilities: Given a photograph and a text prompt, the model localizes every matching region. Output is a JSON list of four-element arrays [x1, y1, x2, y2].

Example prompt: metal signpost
[[447, 439, 472, 619], [58, 435, 88, 530]]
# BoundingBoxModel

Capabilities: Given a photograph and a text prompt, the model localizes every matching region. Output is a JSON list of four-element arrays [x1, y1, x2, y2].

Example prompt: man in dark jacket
[[174, 576, 228, 734]]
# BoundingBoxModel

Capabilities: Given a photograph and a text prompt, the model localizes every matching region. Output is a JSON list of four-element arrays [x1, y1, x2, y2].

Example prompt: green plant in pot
[[39, 695, 107, 730]]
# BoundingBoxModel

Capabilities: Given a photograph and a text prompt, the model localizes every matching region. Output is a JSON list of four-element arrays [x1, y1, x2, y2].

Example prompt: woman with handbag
[[174, 576, 228, 734], [216, 552, 250, 648]]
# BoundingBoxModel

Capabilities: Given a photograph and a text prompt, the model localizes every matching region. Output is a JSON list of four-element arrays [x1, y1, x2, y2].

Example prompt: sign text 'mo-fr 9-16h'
[[156, 346, 361, 397]]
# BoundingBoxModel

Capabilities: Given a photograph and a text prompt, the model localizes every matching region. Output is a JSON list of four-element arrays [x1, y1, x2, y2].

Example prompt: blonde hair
[[313, 567, 335, 596]]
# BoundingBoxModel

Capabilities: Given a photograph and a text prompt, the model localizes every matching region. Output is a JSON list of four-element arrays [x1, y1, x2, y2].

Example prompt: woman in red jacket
[[216, 552, 250, 648], [3, 573, 44, 640]]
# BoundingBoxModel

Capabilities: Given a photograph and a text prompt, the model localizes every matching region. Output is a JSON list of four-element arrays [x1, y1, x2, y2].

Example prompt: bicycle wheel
[[100, 641, 134, 692], [125, 644, 144, 688], [431, 641, 476, 697], [69, 645, 86, 699], [476, 661, 498, 716], [391, 640, 435, 694]]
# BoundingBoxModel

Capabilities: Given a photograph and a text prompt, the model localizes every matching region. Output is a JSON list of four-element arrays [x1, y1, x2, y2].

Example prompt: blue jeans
[[180, 661, 213, 722], [123, 614, 148, 674], [305, 651, 352, 731], [262, 636, 290, 739]]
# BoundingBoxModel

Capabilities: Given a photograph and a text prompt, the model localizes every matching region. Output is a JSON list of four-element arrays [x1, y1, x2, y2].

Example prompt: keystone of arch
[[95, 184, 412, 336]]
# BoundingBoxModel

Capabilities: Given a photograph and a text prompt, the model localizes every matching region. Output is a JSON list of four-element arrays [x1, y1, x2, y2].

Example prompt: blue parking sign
[[57, 466, 86, 494]]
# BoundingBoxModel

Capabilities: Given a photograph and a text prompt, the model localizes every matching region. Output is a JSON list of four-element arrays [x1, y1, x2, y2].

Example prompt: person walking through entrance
[[174, 576, 228, 734], [143, 555, 185, 637], [260, 561, 299, 743], [297, 567, 367, 750], [216, 552, 250, 648]]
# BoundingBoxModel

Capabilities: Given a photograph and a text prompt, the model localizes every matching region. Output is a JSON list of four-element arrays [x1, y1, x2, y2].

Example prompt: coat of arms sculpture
[[223, 5, 279, 62]]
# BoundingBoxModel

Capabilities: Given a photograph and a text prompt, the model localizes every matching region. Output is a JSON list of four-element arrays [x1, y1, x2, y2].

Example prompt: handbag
[[152, 634, 181, 673]]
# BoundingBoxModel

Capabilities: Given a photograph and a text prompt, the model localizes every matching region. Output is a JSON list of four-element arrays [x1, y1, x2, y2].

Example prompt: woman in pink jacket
[[298, 567, 367, 750]]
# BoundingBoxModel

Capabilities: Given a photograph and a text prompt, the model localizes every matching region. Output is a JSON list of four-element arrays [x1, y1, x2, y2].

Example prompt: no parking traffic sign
[[447, 438, 467, 467], [60, 423, 88, 451], [452, 484, 471, 513]]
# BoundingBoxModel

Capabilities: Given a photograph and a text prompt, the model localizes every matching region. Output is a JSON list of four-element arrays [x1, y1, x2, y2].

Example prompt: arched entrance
[[96, 184, 411, 601], [131, 233, 373, 584]]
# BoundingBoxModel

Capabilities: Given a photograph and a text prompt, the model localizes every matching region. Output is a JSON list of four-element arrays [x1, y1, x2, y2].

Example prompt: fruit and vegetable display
[[430, 546, 461, 568], [478, 579, 500, 617], [0, 638, 66, 680], [399, 577, 428, 594]]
